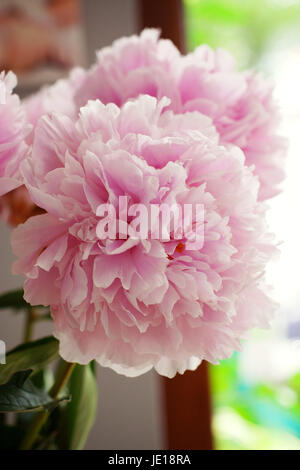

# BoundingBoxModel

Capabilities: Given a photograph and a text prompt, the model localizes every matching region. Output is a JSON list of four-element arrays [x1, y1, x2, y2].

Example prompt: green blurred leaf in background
[[56, 363, 98, 450], [0, 370, 69, 414], [184, 0, 300, 67], [0, 337, 59, 385]]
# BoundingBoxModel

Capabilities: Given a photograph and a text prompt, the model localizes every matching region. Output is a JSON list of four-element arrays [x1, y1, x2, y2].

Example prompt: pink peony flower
[[177, 56, 287, 200], [0, 71, 30, 197], [74, 29, 181, 111], [24, 67, 86, 144], [0, 68, 85, 225], [12, 95, 277, 377], [75, 29, 287, 200]]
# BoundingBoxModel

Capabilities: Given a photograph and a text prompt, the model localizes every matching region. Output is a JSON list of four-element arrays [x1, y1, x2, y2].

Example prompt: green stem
[[36, 312, 52, 322], [19, 361, 76, 450], [23, 308, 37, 343], [49, 361, 76, 399]]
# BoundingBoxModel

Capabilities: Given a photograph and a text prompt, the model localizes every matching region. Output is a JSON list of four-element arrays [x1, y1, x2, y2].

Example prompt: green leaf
[[57, 363, 98, 450], [0, 336, 59, 385], [0, 289, 29, 311], [30, 367, 55, 390], [0, 370, 70, 413]]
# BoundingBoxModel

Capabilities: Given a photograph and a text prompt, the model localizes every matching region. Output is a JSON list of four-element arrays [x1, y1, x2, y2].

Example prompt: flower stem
[[49, 360, 75, 399], [19, 361, 76, 450], [23, 307, 37, 343]]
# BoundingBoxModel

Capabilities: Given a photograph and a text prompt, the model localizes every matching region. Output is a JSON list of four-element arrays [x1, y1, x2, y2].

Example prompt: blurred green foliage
[[209, 354, 300, 449], [184, 0, 300, 67], [184, 0, 300, 449]]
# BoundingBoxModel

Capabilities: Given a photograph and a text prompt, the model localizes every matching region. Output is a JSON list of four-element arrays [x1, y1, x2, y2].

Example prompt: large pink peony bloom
[[12, 95, 277, 377], [74, 29, 180, 111], [0, 68, 85, 225], [75, 29, 287, 200], [24, 67, 86, 144], [0, 71, 30, 197]]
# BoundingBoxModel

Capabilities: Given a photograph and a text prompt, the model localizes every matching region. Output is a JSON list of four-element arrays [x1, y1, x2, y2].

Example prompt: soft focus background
[[1, 0, 300, 450], [185, 0, 300, 449]]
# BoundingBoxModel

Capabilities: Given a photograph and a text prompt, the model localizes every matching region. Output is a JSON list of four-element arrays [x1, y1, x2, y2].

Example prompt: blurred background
[[0, 0, 300, 450], [185, 0, 300, 450]]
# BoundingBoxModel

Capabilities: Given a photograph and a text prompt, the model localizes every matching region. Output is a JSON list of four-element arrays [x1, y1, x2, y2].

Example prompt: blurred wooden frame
[[139, 0, 214, 450], [139, 0, 185, 52]]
